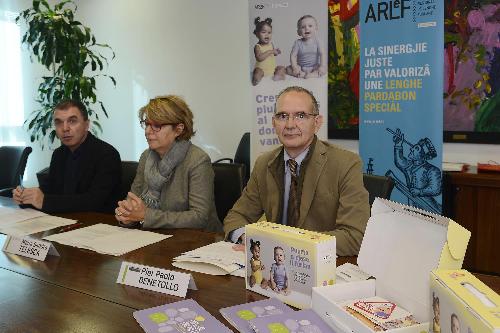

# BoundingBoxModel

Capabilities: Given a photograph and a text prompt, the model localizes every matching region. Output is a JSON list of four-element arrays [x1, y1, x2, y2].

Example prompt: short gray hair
[[275, 86, 319, 114]]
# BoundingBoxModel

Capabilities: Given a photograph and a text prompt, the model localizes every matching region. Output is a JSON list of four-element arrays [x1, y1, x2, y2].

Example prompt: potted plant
[[16, 0, 115, 148]]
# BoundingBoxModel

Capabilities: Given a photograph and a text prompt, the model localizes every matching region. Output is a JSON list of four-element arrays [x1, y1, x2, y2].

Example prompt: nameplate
[[2, 236, 60, 261], [116, 261, 197, 298]]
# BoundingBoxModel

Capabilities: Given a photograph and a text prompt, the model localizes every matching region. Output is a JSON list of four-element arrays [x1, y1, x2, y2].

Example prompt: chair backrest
[[120, 161, 139, 199], [233, 132, 250, 184], [363, 174, 395, 206], [212, 162, 246, 222], [0, 146, 33, 190]]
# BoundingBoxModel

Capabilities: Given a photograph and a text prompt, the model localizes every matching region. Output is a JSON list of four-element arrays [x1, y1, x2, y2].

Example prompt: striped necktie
[[287, 159, 299, 226]]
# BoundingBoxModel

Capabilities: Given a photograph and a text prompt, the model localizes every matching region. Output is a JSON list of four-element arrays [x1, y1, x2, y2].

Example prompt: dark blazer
[[223, 139, 370, 256], [41, 133, 121, 213]]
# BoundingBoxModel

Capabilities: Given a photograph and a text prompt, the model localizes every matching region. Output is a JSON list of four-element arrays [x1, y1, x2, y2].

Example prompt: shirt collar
[[283, 145, 310, 172]]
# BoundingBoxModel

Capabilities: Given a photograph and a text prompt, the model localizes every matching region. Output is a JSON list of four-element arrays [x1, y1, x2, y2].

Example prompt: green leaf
[[92, 120, 102, 133], [100, 101, 108, 117], [49, 129, 57, 143], [18, 0, 116, 148]]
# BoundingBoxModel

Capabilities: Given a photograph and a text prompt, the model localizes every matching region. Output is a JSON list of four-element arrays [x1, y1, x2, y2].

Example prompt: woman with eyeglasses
[[114, 95, 221, 231]]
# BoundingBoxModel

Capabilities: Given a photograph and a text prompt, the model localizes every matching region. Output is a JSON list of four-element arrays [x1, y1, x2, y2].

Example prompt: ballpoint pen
[[58, 222, 84, 233], [19, 175, 24, 192]]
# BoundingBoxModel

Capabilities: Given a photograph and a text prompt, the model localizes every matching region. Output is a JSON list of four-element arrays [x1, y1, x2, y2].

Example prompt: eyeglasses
[[139, 120, 177, 132], [273, 112, 318, 123]]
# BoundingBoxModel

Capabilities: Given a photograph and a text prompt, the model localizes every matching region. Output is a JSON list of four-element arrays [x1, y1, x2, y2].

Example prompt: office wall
[[3, 0, 499, 186]]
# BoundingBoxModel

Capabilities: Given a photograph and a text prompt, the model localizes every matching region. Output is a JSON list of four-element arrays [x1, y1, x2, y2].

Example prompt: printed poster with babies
[[248, 0, 328, 160], [245, 222, 336, 309]]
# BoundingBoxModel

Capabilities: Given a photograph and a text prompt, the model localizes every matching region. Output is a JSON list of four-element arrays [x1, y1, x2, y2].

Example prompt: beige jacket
[[132, 145, 221, 232], [223, 140, 369, 256]]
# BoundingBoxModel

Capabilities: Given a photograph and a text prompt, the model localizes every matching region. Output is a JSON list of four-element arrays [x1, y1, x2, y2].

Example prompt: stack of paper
[[172, 241, 245, 276], [133, 299, 233, 333], [341, 296, 420, 331], [442, 162, 467, 172], [0, 206, 47, 222], [43, 223, 170, 256], [0, 206, 75, 236]]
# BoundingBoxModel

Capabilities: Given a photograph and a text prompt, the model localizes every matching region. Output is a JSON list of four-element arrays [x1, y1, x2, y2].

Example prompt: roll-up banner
[[359, 1, 444, 214], [248, 0, 328, 162]]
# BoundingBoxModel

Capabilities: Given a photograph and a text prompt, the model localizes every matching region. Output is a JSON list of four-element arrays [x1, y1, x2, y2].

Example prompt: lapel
[[266, 147, 284, 223], [297, 140, 327, 228]]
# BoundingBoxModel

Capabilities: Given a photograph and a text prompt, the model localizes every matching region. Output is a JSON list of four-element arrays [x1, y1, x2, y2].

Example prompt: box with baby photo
[[245, 221, 336, 309], [430, 270, 500, 333]]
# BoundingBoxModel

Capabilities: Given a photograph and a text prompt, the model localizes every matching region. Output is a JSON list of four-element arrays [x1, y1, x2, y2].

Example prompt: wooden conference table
[[0, 201, 499, 332]]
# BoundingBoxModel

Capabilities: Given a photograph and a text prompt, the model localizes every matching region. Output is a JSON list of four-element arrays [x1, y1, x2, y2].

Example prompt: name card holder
[[2, 236, 60, 261], [116, 261, 197, 298]]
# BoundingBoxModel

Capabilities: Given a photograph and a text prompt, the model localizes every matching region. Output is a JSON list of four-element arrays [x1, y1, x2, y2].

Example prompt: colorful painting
[[327, 0, 360, 139], [444, 0, 500, 140], [328, 0, 500, 143]]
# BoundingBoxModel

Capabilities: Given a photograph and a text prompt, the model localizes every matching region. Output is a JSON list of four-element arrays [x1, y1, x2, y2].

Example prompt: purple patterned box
[[249, 308, 337, 333], [220, 298, 293, 333], [133, 299, 232, 333]]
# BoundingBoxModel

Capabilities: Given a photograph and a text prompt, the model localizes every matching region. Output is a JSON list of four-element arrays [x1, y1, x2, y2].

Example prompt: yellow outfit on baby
[[255, 44, 276, 76], [251, 258, 263, 284], [432, 320, 440, 333]]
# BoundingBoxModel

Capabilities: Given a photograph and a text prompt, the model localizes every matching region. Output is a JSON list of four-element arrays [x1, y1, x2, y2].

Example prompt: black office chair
[[36, 166, 50, 189], [214, 132, 250, 185], [0, 146, 33, 197], [212, 162, 246, 222], [120, 161, 139, 199], [363, 174, 395, 207]]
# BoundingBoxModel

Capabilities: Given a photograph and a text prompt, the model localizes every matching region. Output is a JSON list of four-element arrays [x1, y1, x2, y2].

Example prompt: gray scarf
[[141, 140, 191, 208]]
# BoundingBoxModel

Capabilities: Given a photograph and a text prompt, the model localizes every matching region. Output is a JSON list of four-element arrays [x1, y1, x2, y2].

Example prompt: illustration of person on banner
[[386, 128, 442, 213]]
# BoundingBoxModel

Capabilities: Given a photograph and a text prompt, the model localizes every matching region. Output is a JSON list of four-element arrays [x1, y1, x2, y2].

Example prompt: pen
[[58, 222, 84, 233], [19, 175, 24, 192]]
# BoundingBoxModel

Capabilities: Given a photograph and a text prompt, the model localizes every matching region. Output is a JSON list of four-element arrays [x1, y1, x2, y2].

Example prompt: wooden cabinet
[[443, 168, 500, 275]]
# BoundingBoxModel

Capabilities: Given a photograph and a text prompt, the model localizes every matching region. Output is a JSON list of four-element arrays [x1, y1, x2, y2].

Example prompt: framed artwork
[[444, 0, 500, 143], [328, 0, 360, 140], [328, 0, 500, 143]]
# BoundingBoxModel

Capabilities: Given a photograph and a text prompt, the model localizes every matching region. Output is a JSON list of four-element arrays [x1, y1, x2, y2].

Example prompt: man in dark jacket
[[13, 100, 121, 213]]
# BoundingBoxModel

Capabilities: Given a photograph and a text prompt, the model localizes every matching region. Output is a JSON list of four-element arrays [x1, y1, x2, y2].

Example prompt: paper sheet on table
[[43, 223, 171, 256], [172, 241, 245, 275], [0, 206, 47, 224], [0, 215, 75, 236]]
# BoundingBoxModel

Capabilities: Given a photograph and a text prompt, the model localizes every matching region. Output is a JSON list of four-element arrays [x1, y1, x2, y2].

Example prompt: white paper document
[[172, 241, 245, 275], [43, 223, 171, 256], [336, 263, 371, 284], [442, 162, 466, 172], [0, 213, 75, 237], [0, 206, 47, 223]]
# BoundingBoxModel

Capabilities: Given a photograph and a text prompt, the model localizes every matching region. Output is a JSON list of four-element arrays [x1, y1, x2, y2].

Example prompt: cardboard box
[[430, 270, 500, 333], [312, 198, 471, 333], [245, 221, 336, 309]]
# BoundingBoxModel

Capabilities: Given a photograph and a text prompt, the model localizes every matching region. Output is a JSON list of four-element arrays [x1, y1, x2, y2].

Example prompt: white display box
[[312, 198, 471, 333]]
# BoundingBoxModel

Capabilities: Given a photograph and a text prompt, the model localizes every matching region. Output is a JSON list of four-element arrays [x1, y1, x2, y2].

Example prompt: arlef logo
[[254, 2, 289, 10], [129, 266, 141, 272]]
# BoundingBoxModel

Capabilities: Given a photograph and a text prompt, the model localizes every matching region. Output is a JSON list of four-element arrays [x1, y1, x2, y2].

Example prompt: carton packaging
[[430, 270, 500, 333], [312, 198, 471, 333], [245, 221, 336, 309]]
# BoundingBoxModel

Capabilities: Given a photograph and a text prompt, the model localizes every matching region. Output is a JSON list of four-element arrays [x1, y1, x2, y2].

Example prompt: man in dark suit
[[224, 86, 369, 256], [13, 100, 121, 213]]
